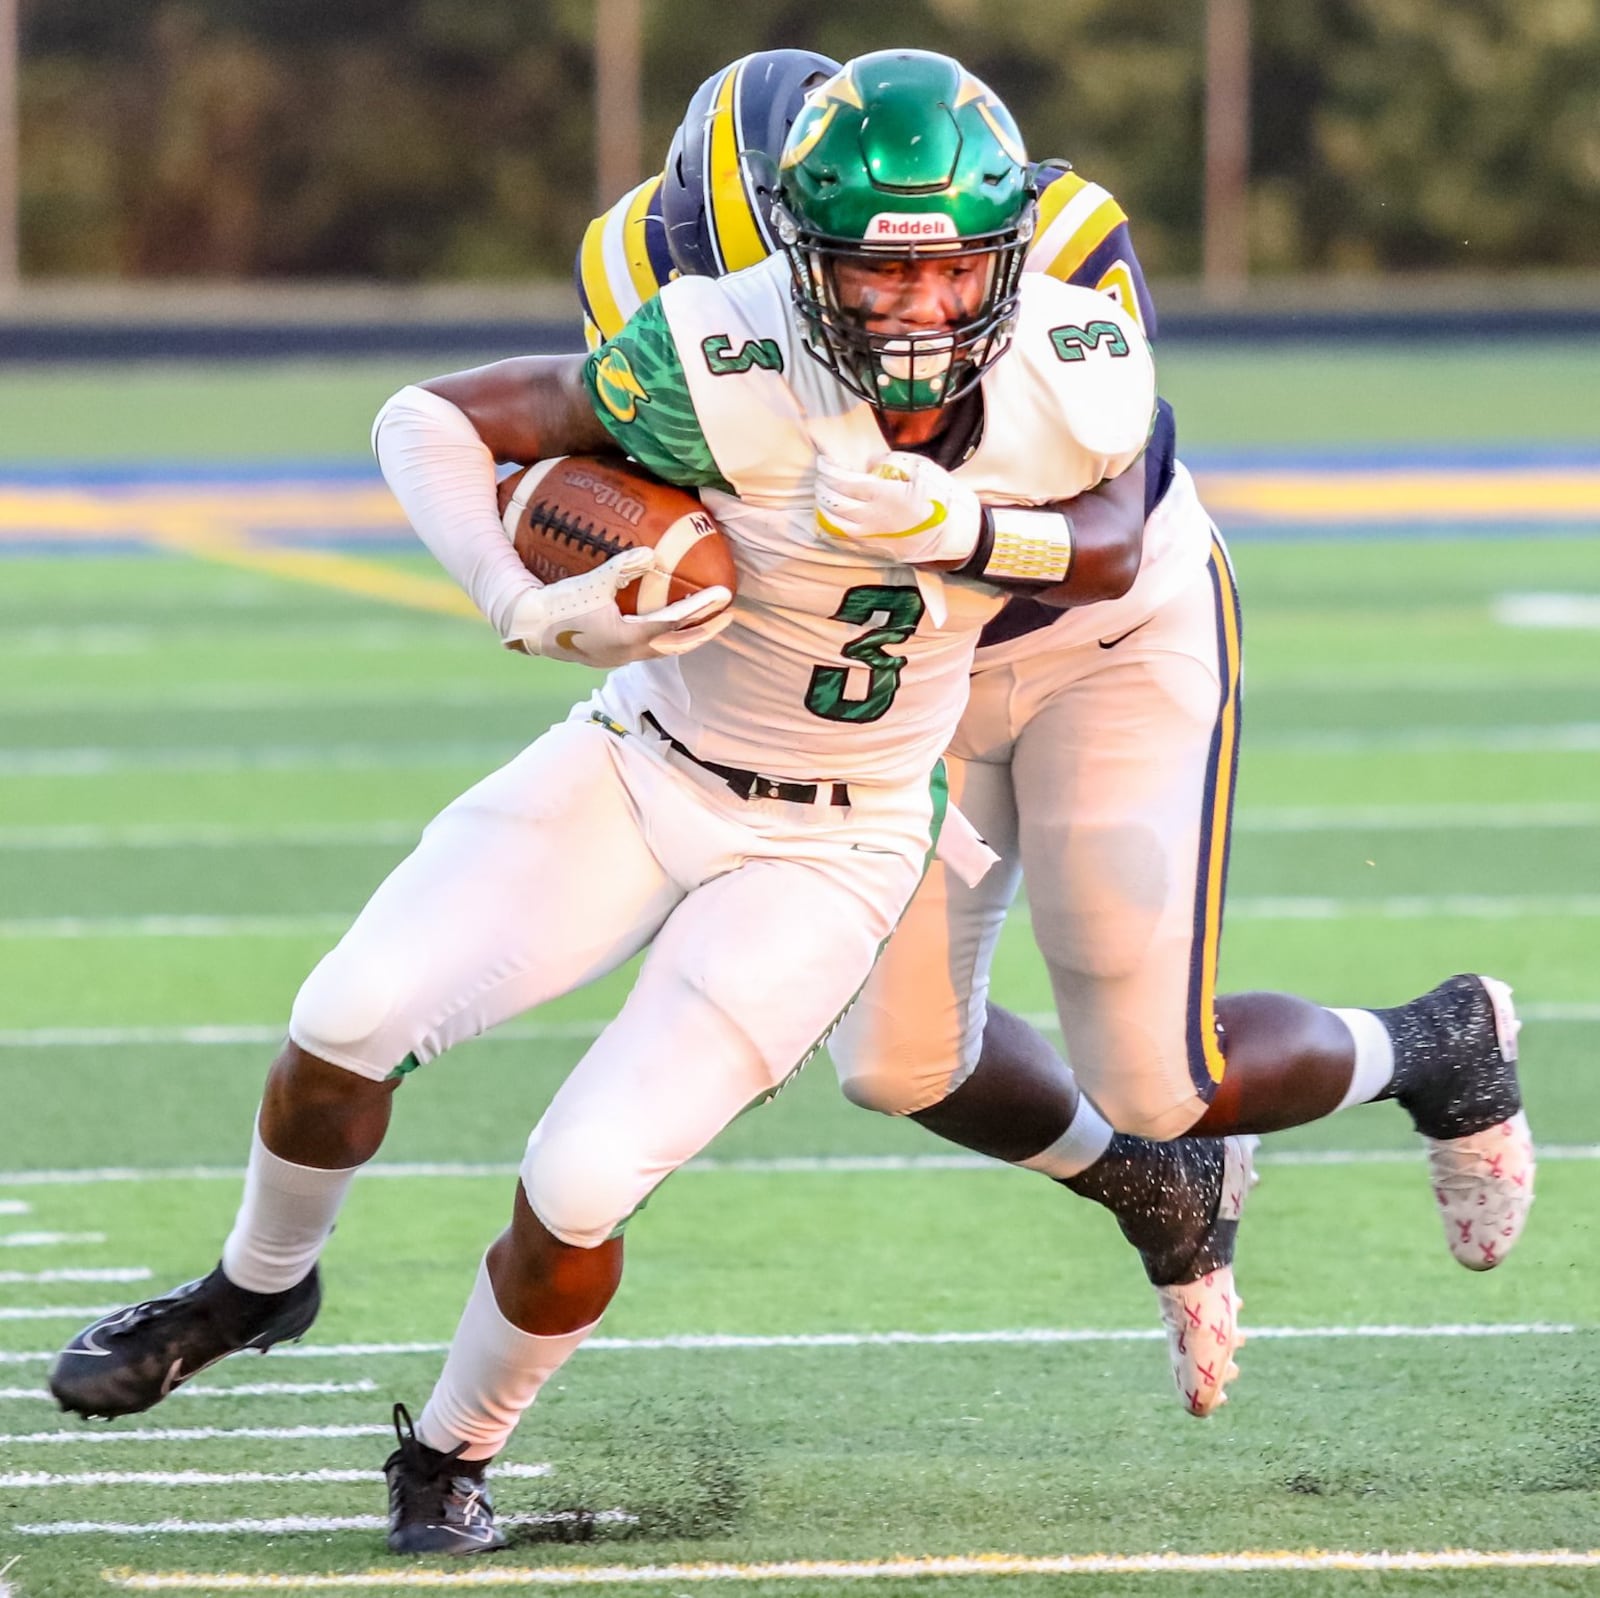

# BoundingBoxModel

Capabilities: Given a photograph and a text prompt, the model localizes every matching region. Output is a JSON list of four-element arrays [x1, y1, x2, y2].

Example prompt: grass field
[[1, 346, 1598, 1596]]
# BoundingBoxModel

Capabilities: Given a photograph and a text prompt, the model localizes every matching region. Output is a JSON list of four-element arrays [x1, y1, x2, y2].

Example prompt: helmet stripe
[[707, 60, 767, 272], [578, 204, 626, 344], [620, 175, 663, 306]]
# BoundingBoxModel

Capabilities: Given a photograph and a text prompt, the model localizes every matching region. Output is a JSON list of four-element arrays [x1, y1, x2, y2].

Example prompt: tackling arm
[[814, 451, 1145, 607], [952, 463, 1146, 608], [421, 356, 619, 466]]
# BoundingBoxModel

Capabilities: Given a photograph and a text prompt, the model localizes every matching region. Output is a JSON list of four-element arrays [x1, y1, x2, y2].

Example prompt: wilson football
[[497, 455, 737, 616]]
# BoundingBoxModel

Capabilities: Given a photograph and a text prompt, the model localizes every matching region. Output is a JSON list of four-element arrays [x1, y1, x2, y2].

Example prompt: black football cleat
[[1062, 1132, 1255, 1417], [1379, 973, 1534, 1270], [48, 1263, 321, 1419], [385, 1402, 508, 1555]]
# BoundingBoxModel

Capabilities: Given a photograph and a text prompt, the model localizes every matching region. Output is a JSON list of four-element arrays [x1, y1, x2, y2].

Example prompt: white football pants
[[830, 537, 1242, 1141], [290, 714, 933, 1245]]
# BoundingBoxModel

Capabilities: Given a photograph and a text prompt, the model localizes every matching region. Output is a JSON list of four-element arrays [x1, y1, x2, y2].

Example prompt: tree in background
[[15, 0, 1600, 279]]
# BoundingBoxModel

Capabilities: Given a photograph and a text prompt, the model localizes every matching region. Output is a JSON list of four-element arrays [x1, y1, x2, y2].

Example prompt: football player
[[578, 49, 1261, 1425], [51, 51, 1206, 1555], [580, 52, 1536, 1409]]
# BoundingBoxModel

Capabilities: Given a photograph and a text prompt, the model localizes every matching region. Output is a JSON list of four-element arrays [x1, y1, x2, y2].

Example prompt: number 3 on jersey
[[805, 585, 926, 724]]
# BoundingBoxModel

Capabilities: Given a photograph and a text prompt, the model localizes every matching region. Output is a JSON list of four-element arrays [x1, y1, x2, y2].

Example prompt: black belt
[[634, 711, 850, 807]]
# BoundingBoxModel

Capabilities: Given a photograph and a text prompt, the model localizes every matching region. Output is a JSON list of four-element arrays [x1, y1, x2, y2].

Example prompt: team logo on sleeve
[[594, 347, 651, 422]]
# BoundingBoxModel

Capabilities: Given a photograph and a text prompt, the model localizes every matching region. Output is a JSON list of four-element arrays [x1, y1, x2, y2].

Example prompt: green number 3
[[805, 585, 927, 724]]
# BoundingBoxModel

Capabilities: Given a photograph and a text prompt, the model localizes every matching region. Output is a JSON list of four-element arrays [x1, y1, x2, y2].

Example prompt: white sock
[[1017, 1093, 1115, 1180], [220, 1122, 360, 1294], [1330, 1007, 1397, 1111], [417, 1255, 601, 1462]]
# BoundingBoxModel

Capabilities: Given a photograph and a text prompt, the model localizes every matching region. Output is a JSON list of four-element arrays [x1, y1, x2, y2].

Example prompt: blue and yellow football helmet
[[659, 49, 840, 279]]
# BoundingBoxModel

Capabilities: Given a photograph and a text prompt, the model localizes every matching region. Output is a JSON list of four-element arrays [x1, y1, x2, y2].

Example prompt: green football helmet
[[772, 50, 1036, 412]]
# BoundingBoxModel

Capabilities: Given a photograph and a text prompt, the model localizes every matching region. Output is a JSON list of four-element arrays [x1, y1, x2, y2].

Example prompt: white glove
[[504, 547, 734, 668], [814, 452, 983, 565]]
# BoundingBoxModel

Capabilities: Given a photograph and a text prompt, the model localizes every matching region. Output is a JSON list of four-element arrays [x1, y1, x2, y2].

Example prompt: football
[[497, 455, 737, 616]]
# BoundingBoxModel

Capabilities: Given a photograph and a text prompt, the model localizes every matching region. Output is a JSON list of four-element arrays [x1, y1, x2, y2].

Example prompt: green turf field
[[1, 348, 1598, 1595]]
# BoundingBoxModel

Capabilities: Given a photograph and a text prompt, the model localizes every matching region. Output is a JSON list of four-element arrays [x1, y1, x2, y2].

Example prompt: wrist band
[[955, 506, 1074, 587]]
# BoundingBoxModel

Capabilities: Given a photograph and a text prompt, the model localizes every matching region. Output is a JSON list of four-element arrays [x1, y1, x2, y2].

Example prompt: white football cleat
[[1426, 1107, 1536, 1270], [1155, 1135, 1253, 1416]]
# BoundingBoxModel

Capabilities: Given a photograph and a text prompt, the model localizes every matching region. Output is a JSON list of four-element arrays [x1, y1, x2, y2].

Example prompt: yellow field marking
[[103, 1547, 1600, 1588], [145, 515, 477, 621], [1197, 469, 1600, 521], [0, 485, 403, 535], [0, 481, 478, 618]]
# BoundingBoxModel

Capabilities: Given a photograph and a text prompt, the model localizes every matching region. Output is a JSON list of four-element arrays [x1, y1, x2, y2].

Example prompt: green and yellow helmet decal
[[773, 51, 1036, 411]]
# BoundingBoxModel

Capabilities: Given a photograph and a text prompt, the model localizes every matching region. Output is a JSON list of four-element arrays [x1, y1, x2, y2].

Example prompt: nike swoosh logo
[[817, 502, 948, 541], [555, 629, 582, 651], [1098, 619, 1153, 650], [75, 1307, 139, 1356], [163, 1346, 238, 1392]]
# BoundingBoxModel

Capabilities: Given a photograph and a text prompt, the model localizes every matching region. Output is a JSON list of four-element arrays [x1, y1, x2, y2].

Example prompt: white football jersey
[[581, 253, 1156, 786]]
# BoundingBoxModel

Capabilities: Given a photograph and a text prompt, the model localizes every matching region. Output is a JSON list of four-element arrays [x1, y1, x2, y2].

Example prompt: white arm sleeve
[[371, 384, 538, 638]]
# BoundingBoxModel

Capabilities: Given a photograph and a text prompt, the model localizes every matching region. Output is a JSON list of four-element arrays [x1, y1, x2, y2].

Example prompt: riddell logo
[[864, 213, 958, 240]]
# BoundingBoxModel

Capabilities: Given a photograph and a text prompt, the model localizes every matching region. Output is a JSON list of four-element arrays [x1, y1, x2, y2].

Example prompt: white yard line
[[0, 1231, 106, 1246], [1495, 592, 1600, 629], [0, 1268, 150, 1284], [1, 1002, 1595, 1054], [1262, 722, 1600, 754], [5, 664, 1593, 713], [0, 1323, 1582, 1372], [6, 623, 431, 656], [0, 822, 424, 851], [20, 1510, 633, 1537], [0, 743, 512, 778], [8, 895, 1600, 940], [0, 1380, 376, 1401], [0, 1463, 550, 1489], [0, 1200, 29, 1214], [0, 915, 351, 939], [6, 802, 1597, 852], [1, 1304, 121, 1320], [95, 1547, 1600, 1586], [5, 722, 1600, 778], [1230, 893, 1600, 920], [7, 1131, 1600, 1193], [1233, 801, 1600, 832], [0, 1423, 393, 1445], [0, 685, 532, 716]]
